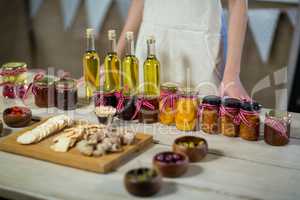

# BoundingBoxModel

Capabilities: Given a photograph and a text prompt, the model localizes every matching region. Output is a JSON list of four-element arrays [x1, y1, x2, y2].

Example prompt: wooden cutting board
[[0, 120, 153, 173]]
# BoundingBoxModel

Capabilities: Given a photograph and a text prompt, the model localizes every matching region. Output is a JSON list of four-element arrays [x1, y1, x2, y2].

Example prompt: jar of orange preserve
[[159, 82, 178, 125]]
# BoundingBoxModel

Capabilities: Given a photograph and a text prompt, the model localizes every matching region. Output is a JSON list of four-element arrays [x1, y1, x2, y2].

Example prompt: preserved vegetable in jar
[[264, 110, 291, 146], [238, 101, 261, 141], [175, 88, 198, 131], [199, 95, 221, 134], [33, 76, 56, 108], [220, 98, 241, 137], [55, 79, 78, 110], [159, 82, 178, 125], [133, 94, 159, 124]]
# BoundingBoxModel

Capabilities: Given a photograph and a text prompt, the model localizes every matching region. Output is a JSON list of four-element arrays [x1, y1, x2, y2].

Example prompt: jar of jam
[[0, 62, 27, 99], [55, 79, 78, 110], [175, 88, 198, 131], [94, 90, 118, 108], [220, 98, 241, 137], [133, 94, 159, 124], [115, 91, 136, 121], [33, 76, 56, 108], [239, 102, 261, 141], [199, 95, 221, 134], [159, 82, 178, 125], [264, 110, 291, 146]]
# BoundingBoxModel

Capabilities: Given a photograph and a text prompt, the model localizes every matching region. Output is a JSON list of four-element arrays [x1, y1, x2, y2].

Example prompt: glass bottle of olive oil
[[121, 32, 139, 96], [104, 30, 121, 93], [83, 28, 100, 102], [144, 36, 160, 96]]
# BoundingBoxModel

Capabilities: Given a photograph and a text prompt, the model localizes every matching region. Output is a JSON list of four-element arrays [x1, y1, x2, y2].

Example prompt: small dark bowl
[[124, 168, 162, 197], [3, 106, 32, 128], [153, 151, 189, 178], [173, 136, 208, 162]]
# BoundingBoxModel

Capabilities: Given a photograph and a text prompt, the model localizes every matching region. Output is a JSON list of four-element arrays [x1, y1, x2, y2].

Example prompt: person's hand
[[220, 76, 250, 100]]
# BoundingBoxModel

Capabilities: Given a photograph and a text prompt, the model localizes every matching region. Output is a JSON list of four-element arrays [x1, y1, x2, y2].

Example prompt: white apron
[[136, 0, 224, 95]]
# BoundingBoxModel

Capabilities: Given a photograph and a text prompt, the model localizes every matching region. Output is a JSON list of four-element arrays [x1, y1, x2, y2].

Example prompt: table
[[0, 99, 300, 200]]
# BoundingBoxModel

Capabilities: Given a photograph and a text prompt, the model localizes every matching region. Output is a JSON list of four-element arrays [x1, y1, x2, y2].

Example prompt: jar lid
[[137, 93, 158, 100], [267, 110, 291, 121], [34, 76, 56, 86], [241, 101, 261, 111], [55, 79, 77, 90], [202, 95, 221, 106], [1, 62, 27, 71], [178, 87, 198, 96], [160, 82, 178, 92], [222, 98, 241, 108]]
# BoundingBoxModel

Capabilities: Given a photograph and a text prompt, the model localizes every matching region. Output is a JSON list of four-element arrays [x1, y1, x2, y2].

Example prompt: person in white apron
[[116, 0, 249, 99]]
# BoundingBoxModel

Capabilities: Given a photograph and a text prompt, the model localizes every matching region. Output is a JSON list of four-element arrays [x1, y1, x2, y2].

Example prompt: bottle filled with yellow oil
[[122, 31, 139, 96], [82, 28, 100, 102], [104, 30, 121, 93], [143, 36, 160, 96]]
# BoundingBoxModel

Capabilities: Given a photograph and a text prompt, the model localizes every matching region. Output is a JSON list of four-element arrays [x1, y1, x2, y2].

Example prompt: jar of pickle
[[220, 98, 241, 137], [133, 94, 159, 124], [264, 110, 291, 146], [33, 76, 56, 108], [239, 101, 261, 141], [116, 91, 136, 121], [55, 79, 78, 110], [199, 95, 221, 134], [159, 82, 178, 125], [175, 88, 198, 131], [94, 90, 118, 108], [0, 62, 27, 99]]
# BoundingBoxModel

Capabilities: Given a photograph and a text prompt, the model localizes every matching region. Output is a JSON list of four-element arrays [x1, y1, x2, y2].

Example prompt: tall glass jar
[[264, 110, 291, 146], [200, 95, 221, 134], [33, 76, 56, 108], [220, 98, 241, 137], [239, 102, 261, 141], [175, 88, 198, 131], [55, 79, 78, 110], [159, 82, 178, 125], [0, 62, 27, 99]]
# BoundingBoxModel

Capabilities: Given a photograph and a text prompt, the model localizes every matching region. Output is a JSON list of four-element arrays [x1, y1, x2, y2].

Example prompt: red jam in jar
[[135, 95, 159, 124], [94, 90, 117, 108], [116, 94, 136, 121], [55, 79, 78, 110], [33, 76, 56, 108], [264, 110, 291, 146]]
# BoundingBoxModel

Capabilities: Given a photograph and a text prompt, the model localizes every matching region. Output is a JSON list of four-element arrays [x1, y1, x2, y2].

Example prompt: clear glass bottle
[[143, 36, 160, 96], [83, 28, 100, 102], [122, 31, 139, 96], [104, 29, 121, 93]]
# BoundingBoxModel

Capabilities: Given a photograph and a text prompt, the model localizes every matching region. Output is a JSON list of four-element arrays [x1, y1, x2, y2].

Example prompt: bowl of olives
[[153, 151, 188, 178], [173, 136, 208, 162], [124, 167, 162, 197]]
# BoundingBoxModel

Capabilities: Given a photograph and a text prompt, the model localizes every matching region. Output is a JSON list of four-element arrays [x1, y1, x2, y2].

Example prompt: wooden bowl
[[153, 151, 189, 178], [173, 136, 208, 162], [3, 106, 32, 128], [124, 168, 162, 197]]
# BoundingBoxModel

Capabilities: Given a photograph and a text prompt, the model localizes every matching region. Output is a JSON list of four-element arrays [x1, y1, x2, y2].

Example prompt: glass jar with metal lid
[[0, 62, 27, 98], [175, 87, 198, 131], [220, 98, 241, 137], [159, 82, 178, 125], [55, 79, 78, 110], [33, 76, 56, 108]]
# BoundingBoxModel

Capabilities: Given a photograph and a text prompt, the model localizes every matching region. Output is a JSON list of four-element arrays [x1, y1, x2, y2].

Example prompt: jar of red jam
[[264, 110, 291, 146], [0, 62, 27, 99], [33, 76, 56, 108], [220, 98, 241, 137], [133, 94, 159, 124], [94, 90, 118, 108], [55, 79, 78, 110], [159, 82, 178, 125], [239, 102, 261, 141], [199, 95, 221, 134], [116, 92, 136, 121]]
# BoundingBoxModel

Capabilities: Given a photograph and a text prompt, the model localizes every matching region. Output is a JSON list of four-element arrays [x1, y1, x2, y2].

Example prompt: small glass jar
[[159, 82, 178, 125], [55, 79, 78, 110], [264, 110, 291, 146], [117, 93, 136, 121], [137, 94, 159, 124], [220, 98, 241, 137], [0, 62, 27, 99], [33, 76, 56, 108], [175, 88, 198, 131], [94, 90, 118, 108], [200, 95, 221, 134], [239, 102, 261, 141]]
